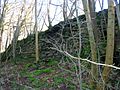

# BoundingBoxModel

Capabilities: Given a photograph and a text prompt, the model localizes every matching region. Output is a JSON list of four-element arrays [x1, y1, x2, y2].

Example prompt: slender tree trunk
[[82, 0, 98, 88], [114, 0, 120, 30], [75, 0, 82, 89], [97, 0, 115, 90], [12, 2, 25, 60], [114, 0, 120, 65], [88, 0, 100, 44], [0, 0, 2, 61], [63, 0, 68, 21], [47, 0, 52, 29], [0, 0, 7, 61], [102, 0, 115, 86], [35, 0, 39, 63], [12, 25, 20, 59]]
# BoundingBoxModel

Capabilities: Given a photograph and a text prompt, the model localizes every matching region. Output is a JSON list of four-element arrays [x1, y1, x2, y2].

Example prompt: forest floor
[[0, 55, 120, 90], [0, 55, 83, 90]]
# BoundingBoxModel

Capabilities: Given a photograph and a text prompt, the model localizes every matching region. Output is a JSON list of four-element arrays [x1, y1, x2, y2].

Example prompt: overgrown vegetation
[[0, 0, 120, 90], [0, 56, 95, 89]]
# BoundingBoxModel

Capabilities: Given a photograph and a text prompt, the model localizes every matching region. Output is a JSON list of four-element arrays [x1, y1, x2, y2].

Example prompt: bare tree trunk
[[88, 0, 100, 44], [12, 25, 20, 59], [114, 0, 120, 65], [102, 0, 115, 88], [0, 0, 1, 62], [47, 0, 52, 29], [114, 0, 120, 30], [63, 0, 68, 21], [96, 0, 115, 90], [12, 1, 25, 59], [12, 17, 24, 59], [82, 0, 98, 88], [5, 12, 14, 50], [75, 0, 82, 89], [35, 0, 39, 63], [0, 0, 7, 61]]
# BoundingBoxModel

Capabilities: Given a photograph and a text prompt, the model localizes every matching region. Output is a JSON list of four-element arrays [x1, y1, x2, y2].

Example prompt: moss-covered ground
[[0, 54, 94, 90]]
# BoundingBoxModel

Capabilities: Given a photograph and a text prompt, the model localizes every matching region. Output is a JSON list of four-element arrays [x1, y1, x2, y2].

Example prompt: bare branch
[[50, 47, 120, 70]]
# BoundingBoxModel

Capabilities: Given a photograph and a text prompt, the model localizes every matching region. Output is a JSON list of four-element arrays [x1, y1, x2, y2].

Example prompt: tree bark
[[47, 0, 52, 29], [97, 0, 115, 89], [35, 0, 39, 63], [114, 0, 120, 30], [63, 0, 68, 21], [102, 0, 115, 83], [88, 0, 100, 44], [82, 0, 98, 88], [0, 0, 1, 61]]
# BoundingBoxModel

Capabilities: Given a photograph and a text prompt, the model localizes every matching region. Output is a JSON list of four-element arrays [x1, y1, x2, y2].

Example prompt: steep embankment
[[0, 9, 120, 90], [1, 9, 120, 65]]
